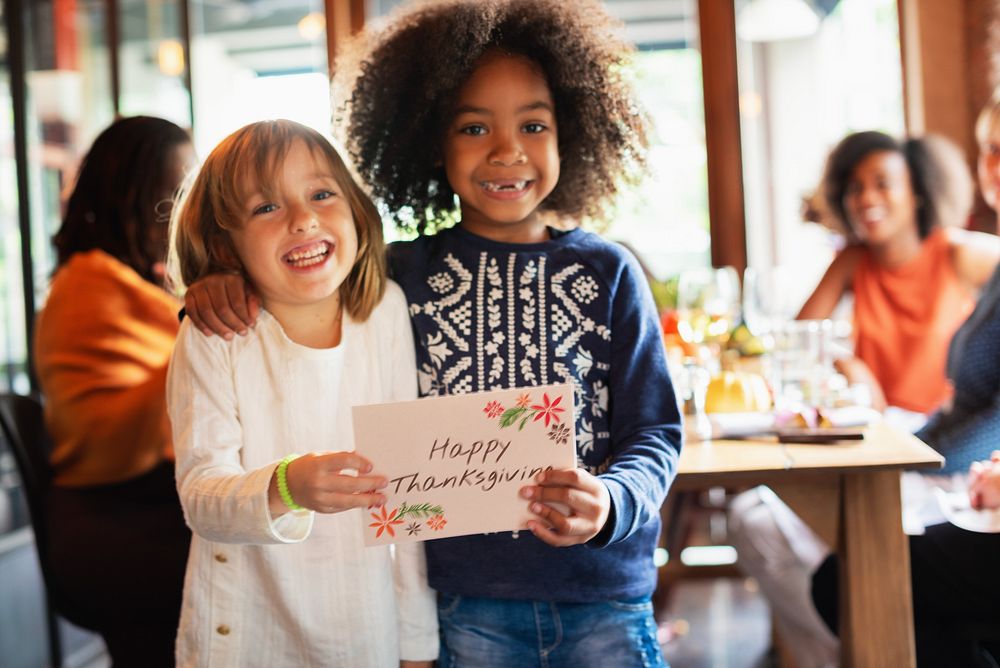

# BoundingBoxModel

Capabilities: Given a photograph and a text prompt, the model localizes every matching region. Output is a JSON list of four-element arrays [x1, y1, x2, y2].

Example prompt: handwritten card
[[352, 383, 576, 546]]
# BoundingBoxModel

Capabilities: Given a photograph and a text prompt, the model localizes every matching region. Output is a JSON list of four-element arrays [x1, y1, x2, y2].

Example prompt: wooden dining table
[[674, 421, 944, 668]]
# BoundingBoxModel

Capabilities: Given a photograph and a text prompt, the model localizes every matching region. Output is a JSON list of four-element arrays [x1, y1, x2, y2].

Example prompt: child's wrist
[[276, 454, 304, 511]]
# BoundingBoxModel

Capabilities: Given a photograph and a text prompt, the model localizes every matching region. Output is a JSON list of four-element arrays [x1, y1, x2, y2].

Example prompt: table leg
[[838, 470, 916, 667]]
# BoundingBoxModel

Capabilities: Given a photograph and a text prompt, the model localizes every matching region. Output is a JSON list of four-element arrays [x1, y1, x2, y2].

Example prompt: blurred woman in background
[[798, 131, 999, 415], [813, 95, 1000, 668], [33, 116, 194, 667], [731, 130, 1000, 668]]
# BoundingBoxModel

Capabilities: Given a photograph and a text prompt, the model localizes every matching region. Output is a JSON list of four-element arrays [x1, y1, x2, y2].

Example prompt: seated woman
[[812, 97, 1000, 667], [798, 131, 999, 414], [730, 130, 1000, 668], [33, 116, 194, 667]]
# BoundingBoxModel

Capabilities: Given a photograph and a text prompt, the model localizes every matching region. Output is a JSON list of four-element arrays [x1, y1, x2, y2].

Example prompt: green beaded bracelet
[[276, 453, 304, 511]]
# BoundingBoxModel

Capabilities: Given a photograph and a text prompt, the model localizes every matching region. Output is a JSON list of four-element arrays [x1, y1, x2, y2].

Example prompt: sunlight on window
[[739, 0, 904, 312], [193, 71, 332, 155], [608, 49, 711, 281]]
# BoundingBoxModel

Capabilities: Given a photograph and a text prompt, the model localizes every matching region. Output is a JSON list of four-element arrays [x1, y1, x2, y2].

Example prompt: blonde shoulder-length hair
[[169, 119, 386, 321]]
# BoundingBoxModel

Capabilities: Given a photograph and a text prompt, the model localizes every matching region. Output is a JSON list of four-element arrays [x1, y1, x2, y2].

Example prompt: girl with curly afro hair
[[182, 4, 680, 665], [345, 2, 677, 666], [336, 0, 649, 235]]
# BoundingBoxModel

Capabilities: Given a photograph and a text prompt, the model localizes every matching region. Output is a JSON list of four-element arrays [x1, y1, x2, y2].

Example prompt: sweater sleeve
[[167, 321, 314, 544], [383, 283, 440, 660], [591, 254, 683, 547]]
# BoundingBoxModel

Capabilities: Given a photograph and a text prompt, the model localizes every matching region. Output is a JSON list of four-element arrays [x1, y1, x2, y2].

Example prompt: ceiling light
[[157, 40, 185, 77], [298, 12, 325, 41]]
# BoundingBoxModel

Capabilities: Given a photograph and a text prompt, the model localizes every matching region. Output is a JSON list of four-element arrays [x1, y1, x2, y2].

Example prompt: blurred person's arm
[[797, 246, 862, 320], [833, 356, 887, 412], [948, 227, 1000, 293]]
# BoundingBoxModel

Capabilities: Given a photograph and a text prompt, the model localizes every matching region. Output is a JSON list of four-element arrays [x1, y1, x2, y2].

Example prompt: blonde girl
[[167, 119, 436, 667]]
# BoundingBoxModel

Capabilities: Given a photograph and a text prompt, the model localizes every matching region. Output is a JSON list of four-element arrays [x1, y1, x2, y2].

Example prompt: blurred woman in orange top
[[798, 131, 1000, 413], [33, 116, 193, 667]]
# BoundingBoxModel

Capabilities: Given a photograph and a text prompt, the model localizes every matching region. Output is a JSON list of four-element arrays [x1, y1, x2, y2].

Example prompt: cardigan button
[[214, 553, 228, 563], [216, 625, 230, 636]]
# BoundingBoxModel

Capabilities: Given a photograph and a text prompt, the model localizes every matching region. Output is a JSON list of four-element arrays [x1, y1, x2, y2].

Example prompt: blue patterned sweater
[[917, 264, 1000, 473], [388, 225, 682, 602]]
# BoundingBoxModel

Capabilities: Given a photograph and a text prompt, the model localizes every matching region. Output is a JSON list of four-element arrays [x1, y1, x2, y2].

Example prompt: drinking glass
[[742, 266, 799, 336], [676, 267, 741, 346]]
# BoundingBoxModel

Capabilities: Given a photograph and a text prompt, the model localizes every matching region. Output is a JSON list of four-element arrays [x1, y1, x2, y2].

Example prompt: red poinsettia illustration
[[495, 392, 570, 432], [369, 506, 404, 538], [427, 514, 447, 531], [483, 400, 505, 419], [531, 393, 565, 427]]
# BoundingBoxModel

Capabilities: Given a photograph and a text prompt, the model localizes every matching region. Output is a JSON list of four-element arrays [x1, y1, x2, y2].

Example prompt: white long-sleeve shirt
[[167, 281, 438, 667]]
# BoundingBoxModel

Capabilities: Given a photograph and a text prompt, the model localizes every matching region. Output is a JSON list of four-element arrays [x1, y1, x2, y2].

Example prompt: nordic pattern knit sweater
[[389, 225, 682, 602]]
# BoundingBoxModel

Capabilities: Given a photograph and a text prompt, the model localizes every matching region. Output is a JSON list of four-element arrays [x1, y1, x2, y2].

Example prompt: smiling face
[[229, 139, 358, 315], [978, 114, 1000, 213], [442, 51, 560, 243], [843, 150, 919, 246]]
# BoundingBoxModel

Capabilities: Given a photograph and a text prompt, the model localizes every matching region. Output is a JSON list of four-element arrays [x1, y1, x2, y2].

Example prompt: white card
[[352, 383, 577, 545]]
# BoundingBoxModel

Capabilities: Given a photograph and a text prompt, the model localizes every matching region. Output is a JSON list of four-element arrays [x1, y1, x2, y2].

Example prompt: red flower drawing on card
[[515, 392, 532, 408], [483, 400, 504, 419], [531, 393, 565, 428], [369, 506, 404, 538], [427, 514, 447, 531]]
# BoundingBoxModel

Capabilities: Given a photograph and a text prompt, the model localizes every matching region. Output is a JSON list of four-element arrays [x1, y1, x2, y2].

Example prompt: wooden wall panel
[[899, 0, 1000, 232], [698, 0, 747, 274]]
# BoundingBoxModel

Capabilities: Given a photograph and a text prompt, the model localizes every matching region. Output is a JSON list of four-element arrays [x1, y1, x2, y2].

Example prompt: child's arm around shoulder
[[524, 244, 682, 547], [183, 272, 260, 338]]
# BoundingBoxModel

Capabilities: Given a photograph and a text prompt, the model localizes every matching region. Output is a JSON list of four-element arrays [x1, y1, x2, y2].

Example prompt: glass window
[[737, 0, 905, 312], [118, 0, 192, 127], [187, 0, 330, 156], [23, 0, 115, 310], [0, 4, 28, 393], [605, 0, 709, 279]]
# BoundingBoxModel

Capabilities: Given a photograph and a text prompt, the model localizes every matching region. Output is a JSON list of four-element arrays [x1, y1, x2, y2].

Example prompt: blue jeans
[[437, 593, 666, 668]]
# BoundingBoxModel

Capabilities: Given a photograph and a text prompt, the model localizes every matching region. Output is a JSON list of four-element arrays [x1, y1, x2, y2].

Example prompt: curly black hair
[[821, 130, 972, 241], [337, 0, 649, 234]]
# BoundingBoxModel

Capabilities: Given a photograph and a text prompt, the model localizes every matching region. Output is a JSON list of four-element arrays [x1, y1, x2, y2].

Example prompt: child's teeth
[[285, 242, 330, 266], [484, 180, 527, 191]]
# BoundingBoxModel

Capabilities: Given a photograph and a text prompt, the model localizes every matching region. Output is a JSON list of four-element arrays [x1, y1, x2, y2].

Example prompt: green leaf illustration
[[499, 406, 528, 429], [397, 501, 445, 520]]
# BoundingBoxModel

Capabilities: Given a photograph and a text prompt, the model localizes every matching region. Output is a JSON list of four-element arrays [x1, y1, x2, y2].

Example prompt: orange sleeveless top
[[852, 228, 974, 413]]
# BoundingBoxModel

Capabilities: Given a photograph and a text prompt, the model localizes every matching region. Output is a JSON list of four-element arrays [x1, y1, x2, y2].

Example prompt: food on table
[[705, 371, 772, 413]]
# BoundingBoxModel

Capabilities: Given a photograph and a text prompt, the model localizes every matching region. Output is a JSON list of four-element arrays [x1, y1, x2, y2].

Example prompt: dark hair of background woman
[[821, 130, 963, 241], [54, 116, 190, 283]]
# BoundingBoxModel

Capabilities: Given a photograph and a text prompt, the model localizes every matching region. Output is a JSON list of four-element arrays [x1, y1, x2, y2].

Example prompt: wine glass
[[676, 266, 741, 346], [742, 266, 798, 336]]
